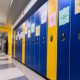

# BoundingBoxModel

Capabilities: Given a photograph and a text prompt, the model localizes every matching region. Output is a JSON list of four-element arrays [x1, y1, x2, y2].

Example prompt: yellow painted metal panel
[[47, 0, 58, 80], [22, 22, 26, 64], [14, 31, 16, 58]]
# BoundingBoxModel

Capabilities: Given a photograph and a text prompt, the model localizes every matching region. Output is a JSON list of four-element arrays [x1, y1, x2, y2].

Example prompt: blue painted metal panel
[[70, 0, 80, 80], [12, 32, 14, 57], [15, 30, 17, 59], [25, 21, 28, 66], [57, 0, 70, 80], [25, 19, 31, 68], [30, 14, 35, 69], [15, 26, 22, 62], [16, 29, 19, 60], [18, 26, 22, 62], [39, 2, 48, 76], [15, 29, 17, 59], [34, 10, 41, 73]]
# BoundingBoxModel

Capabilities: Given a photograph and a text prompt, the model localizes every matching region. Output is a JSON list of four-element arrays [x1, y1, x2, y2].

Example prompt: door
[[31, 14, 35, 69], [34, 10, 41, 73], [39, 2, 48, 76], [70, 0, 80, 79], [57, 0, 70, 80]]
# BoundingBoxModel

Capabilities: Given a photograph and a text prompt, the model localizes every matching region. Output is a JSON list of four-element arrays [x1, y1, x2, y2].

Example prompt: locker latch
[[32, 39, 34, 44], [50, 35, 53, 42], [78, 29, 80, 40], [36, 38, 39, 44], [42, 37, 45, 44], [61, 32, 65, 41]]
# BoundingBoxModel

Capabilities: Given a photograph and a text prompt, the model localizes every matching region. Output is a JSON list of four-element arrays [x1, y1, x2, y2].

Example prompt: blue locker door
[[27, 28, 31, 68], [34, 11, 41, 73], [17, 28, 20, 61], [25, 19, 31, 68], [57, 0, 70, 80], [40, 2, 47, 76], [16, 29, 19, 60], [31, 15, 35, 69], [15, 31, 17, 59], [19, 26, 22, 62], [70, 0, 80, 80], [17, 29, 20, 60], [25, 22, 28, 66], [12, 33, 14, 57]]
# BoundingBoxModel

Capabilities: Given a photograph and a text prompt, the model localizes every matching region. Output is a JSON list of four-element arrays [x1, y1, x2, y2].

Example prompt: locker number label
[[28, 29, 31, 38], [41, 4, 47, 24], [36, 26, 40, 36], [25, 27, 27, 35], [31, 23, 35, 33], [75, 0, 80, 14], [59, 6, 69, 26], [49, 13, 56, 27]]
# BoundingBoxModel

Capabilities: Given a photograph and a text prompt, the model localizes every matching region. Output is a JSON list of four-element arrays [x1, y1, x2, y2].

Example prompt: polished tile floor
[[0, 53, 45, 80]]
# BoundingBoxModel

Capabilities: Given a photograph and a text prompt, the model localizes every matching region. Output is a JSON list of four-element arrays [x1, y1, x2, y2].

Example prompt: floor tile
[[9, 76, 29, 80], [0, 58, 9, 61], [0, 63, 16, 70], [0, 60, 12, 65], [0, 68, 24, 80]]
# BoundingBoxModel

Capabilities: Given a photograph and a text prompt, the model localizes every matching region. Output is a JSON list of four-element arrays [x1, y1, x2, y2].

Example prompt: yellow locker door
[[22, 22, 26, 64], [47, 0, 58, 80]]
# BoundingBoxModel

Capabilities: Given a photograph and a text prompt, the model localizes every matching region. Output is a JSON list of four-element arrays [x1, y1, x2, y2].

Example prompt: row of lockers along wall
[[13, 0, 80, 80]]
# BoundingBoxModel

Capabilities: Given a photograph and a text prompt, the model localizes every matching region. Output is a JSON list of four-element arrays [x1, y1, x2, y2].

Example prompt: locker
[[22, 22, 26, 64], [39, 2, 48, 76], [25, 19, 31, 68], [17, 27, 20, 61], [34, 10, 41, 73], [47, 0, 58, 79], [16, 29, 19, 60], [25, 20, 28, 66], [13, 31, 16, 58], [57, 0, 70, 80], [16, 26, 22, 62], [19, 26, 22, 62], [70, 0, 80, 80], [12, 32, 14, 57], [17, 29, 20, 61], [30, 14, 35, 69]]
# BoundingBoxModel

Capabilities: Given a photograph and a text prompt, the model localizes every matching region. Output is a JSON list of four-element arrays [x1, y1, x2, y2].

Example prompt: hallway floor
[[0, 53, 45, 80]]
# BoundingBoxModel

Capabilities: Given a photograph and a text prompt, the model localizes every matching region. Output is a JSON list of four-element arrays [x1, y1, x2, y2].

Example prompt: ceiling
[[0, 0, 30, 38], [0, 0, 12, 25], [7, 0, 30, 25], [0, 0, 30, 26]]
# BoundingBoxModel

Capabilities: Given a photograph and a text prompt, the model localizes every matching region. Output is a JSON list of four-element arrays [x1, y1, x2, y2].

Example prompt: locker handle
[[78, 29, 80, 40], [50, 35, 53, 42], [35, 38, 39, 44], [61, 32, 65, 41], [32, 39, 34, 44], [42, 37, 45, 44]]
